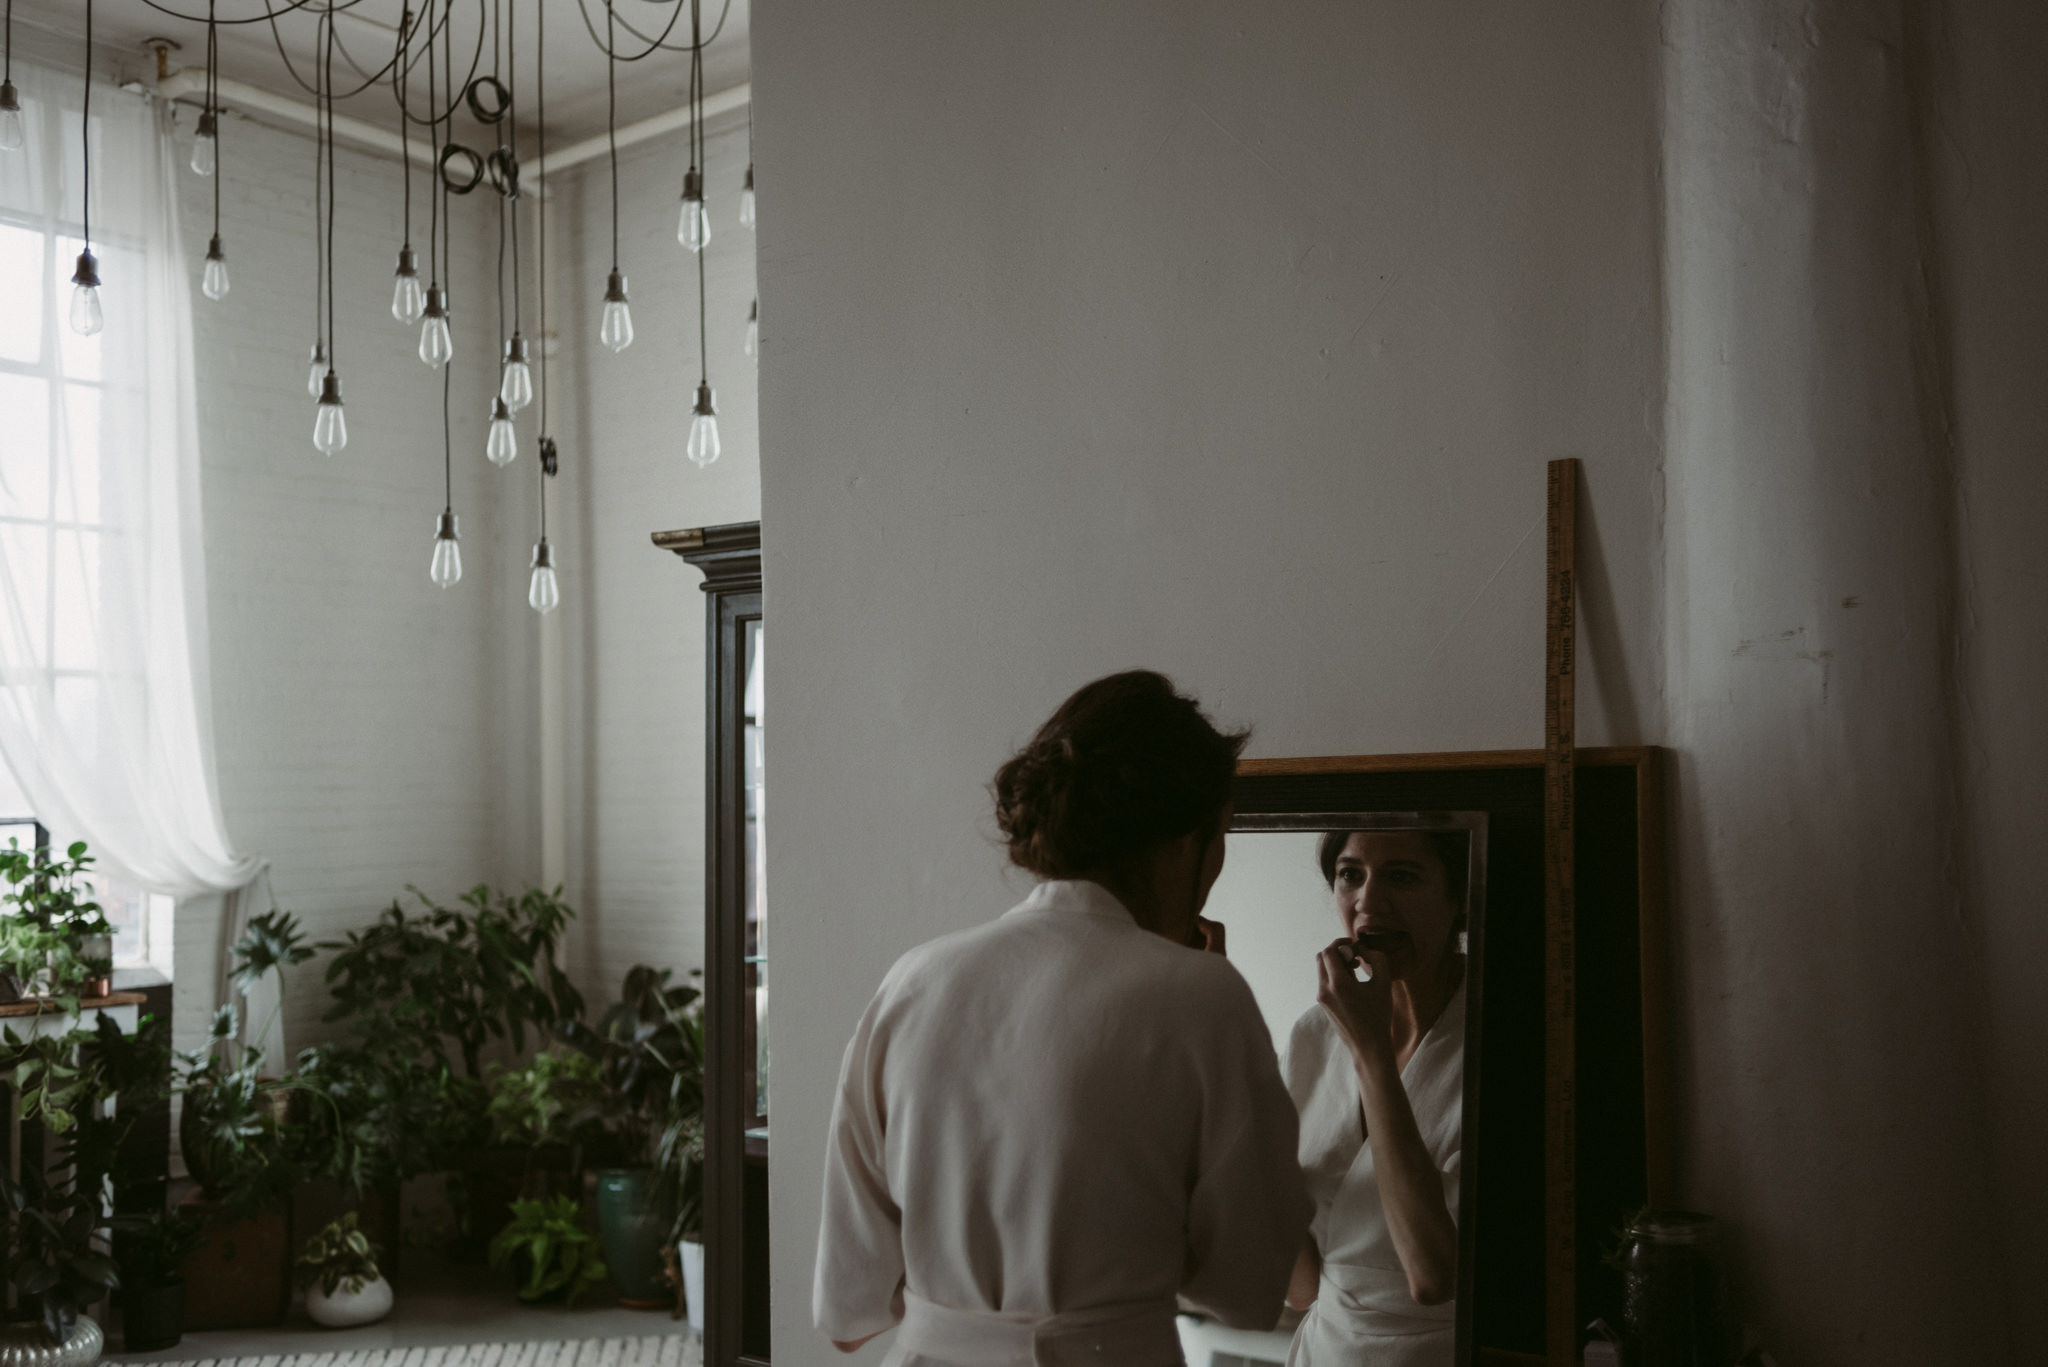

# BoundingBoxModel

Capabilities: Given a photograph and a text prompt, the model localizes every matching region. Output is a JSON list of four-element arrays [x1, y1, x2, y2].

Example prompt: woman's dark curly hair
[[992, 670, 1249, 880]]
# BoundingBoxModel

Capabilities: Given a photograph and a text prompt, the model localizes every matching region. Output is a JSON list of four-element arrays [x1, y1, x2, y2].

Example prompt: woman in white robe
[[1284, 829, 1469, 1367], [813, 671, 1313, 1367]]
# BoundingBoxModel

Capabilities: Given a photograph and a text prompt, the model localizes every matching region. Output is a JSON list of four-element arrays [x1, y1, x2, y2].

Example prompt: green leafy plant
[[112, 1207, 207, 1288], [486, 1047, 605, 1151], [229, 910, 316, 996], [0, 915, 88, 1009], [176, 1005, 300, 1214], [557, 966, 704, 1167], [320, 885, 584, 1079], [0, 1156, 120, 1344], [486, 1194, 607, 1304], [296, 1212, 383, 1297], [291, 1037, 489, 1196], [0, 839, 107, 936]]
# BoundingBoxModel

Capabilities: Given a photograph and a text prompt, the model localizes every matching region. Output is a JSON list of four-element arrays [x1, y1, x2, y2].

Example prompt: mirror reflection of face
[[1331, 831, 1459, 976]]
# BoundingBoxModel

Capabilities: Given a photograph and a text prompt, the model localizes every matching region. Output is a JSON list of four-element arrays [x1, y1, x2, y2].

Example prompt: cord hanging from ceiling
[[68, 0, 102, 335]]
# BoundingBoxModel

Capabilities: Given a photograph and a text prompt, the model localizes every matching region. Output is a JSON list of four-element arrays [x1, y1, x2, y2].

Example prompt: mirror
[[1210, 750, 1672, 1367], [1180, 814, 1486, 1367]]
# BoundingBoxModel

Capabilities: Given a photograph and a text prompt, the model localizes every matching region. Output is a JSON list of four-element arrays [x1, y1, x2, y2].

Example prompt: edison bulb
[[744, 300, 758, 358], [191, 114, 217, 177], [391, 247, 424, 324], [419, 286, 453, 368], [69, 250, 102, 336], [306, 342, 328, 398], [201, 235, 230, 301], [739, 164, 755, 228], [678, 196, 710, 252], [487, 398, 517, 467], [430, 512, 462, 588], [528, 540, 559, 614], [687, 411, 720, 468], [685, 382, 720, 467], [500, 334, 533, 411], [69, 282, 103, 336], [312, 372, 347, 455], [600, 270, 633, 352], [0, 82, 24, 153]]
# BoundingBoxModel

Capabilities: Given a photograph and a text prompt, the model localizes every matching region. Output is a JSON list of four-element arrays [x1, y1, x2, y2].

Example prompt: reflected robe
[[815, 879, 1312, 1367], [1283, 985, 1465, 1367]]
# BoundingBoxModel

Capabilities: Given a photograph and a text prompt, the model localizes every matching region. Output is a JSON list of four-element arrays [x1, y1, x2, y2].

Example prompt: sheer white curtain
[[0, 60, 274, 1048]]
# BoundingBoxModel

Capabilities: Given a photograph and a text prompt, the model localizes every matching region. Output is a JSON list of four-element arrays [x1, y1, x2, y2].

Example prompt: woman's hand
[[1316, 937, 1394, 1062]]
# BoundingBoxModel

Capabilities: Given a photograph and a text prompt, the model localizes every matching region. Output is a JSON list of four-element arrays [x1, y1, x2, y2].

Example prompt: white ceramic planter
[[678, 1239, 706, 1335], [306, 1275, 394, 1328], [0, 1315, 102, 1367]]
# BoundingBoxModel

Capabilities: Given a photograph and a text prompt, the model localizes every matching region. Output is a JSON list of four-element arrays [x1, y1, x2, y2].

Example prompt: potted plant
[[486, 1195, 608, 1304], [558, 966, 704, 1308], [0, 839, 113, 999], [0, 1159, 118, 1366], [113, 1209, 205, 1352], [296, 1212, 392, 1328]]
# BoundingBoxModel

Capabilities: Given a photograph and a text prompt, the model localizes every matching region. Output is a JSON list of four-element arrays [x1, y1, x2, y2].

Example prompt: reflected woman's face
[[1331, 831, 1459, 977]]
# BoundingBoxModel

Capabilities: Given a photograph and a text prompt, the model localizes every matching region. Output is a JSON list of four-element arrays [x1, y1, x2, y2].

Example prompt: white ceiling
[[8, 0, 751, 147]]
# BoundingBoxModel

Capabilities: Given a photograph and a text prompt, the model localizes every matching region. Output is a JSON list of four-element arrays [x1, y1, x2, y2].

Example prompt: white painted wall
[[1203, 831, 1329, 1053], [754, 1, 2042, 1362], [753, 1, 1662, 1362]]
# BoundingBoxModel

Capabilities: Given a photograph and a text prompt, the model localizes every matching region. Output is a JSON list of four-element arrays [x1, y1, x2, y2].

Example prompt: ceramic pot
[[120, 1280, 185, 1352], [594, 1168, 669, 1307], [0, 1315, 103, 1367], [306, 1276, 393, 1329], [678, 1239, 706, 1335]]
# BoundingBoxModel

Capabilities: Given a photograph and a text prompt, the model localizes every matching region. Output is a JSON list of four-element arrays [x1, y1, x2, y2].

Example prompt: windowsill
[[113, 965, 171, 990]]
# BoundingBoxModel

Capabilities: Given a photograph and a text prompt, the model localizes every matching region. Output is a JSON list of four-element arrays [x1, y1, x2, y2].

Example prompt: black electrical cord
[[691, 0, 705, 386], [605, 0, 617, 271], [395, 6, 411, 256], [207, 0, 220, 241], [573, 0, 731, 61], [80, 0, 91, 251], [537, 0, 550, 539], [425, 0, 438, 290], [323, 6, 336, 370], [5, 0, 15, 85]]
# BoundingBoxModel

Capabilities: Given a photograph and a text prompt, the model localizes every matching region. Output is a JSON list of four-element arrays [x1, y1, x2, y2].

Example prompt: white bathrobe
[[814, 879, 1313, 1367], [1283, 986, 1465, 1367]]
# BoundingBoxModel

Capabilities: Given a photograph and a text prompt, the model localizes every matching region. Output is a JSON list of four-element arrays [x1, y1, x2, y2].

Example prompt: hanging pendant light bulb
[[678, 167, 709, 252], [739, 163, 755, 228], [391, 246, 424, 324], [312, 371, 347, 455], [487, 397, 517, 467], [430, 511, 462, 588], [69, 249, 102, 336], [686, 382, 720, 467], [0, 82, 24, 154], [419, 285, 453, 368], [744, 299, 758, 358], [306, 341, 328, 397], [600, 270, 633, 352], [201, 234, 230, 301], [191, 110, 218, 177], [528, 538, 559, 614], [500, 333, 533, 411]]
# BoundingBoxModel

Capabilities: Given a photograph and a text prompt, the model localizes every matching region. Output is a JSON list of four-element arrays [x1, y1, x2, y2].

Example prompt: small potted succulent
[[296, 1213, 392, 1328]]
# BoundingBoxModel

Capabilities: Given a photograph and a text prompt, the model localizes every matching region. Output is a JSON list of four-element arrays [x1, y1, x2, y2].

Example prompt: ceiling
[[8, 0, 751, 146]]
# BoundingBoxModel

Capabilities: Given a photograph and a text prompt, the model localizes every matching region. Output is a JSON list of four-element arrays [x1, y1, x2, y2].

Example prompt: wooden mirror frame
[[1231, 748, 1671, 1367]]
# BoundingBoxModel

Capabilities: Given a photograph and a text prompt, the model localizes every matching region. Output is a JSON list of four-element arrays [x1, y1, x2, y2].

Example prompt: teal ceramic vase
[[595, 1168, 669, 1307]]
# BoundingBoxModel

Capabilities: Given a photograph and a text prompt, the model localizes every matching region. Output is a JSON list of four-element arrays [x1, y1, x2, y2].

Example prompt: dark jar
[[1622, 1210, 1730, 1367]]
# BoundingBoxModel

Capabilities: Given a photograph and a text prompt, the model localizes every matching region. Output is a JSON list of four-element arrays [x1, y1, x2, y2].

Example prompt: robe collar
[[1012, 878, 1143, 928]]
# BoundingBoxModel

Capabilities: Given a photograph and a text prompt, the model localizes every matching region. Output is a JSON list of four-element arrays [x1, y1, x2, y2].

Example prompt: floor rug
[[161, 1335, 701, 1367]]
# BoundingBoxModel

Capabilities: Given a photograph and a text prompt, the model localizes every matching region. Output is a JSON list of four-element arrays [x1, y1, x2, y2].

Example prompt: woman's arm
[[1286, 1234, 1321, 1311], [1315, 942, 1460, 1306]]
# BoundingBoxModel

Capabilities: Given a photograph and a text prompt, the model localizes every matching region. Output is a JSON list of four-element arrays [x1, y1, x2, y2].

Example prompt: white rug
[[162, 1336, 701, 1367]]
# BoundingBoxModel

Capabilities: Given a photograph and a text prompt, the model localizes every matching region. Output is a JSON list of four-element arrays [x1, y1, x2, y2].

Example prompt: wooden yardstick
[[1543, 458, 1579, 1367]]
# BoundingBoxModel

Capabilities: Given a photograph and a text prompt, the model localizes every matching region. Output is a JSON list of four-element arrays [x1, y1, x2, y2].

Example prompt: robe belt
[[897, 1291, 1183, 1367], [1316, 1260, 1456, 1329]]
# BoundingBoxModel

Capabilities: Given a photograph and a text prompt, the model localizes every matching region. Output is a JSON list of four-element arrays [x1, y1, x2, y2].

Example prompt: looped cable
[[438, 141, 486, 193], [487, 145, 521, 198], [464, 72, 511, 123]]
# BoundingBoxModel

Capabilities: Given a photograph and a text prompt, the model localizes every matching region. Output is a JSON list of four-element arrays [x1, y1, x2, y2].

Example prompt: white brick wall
[[165, 95, 759, 1053]]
